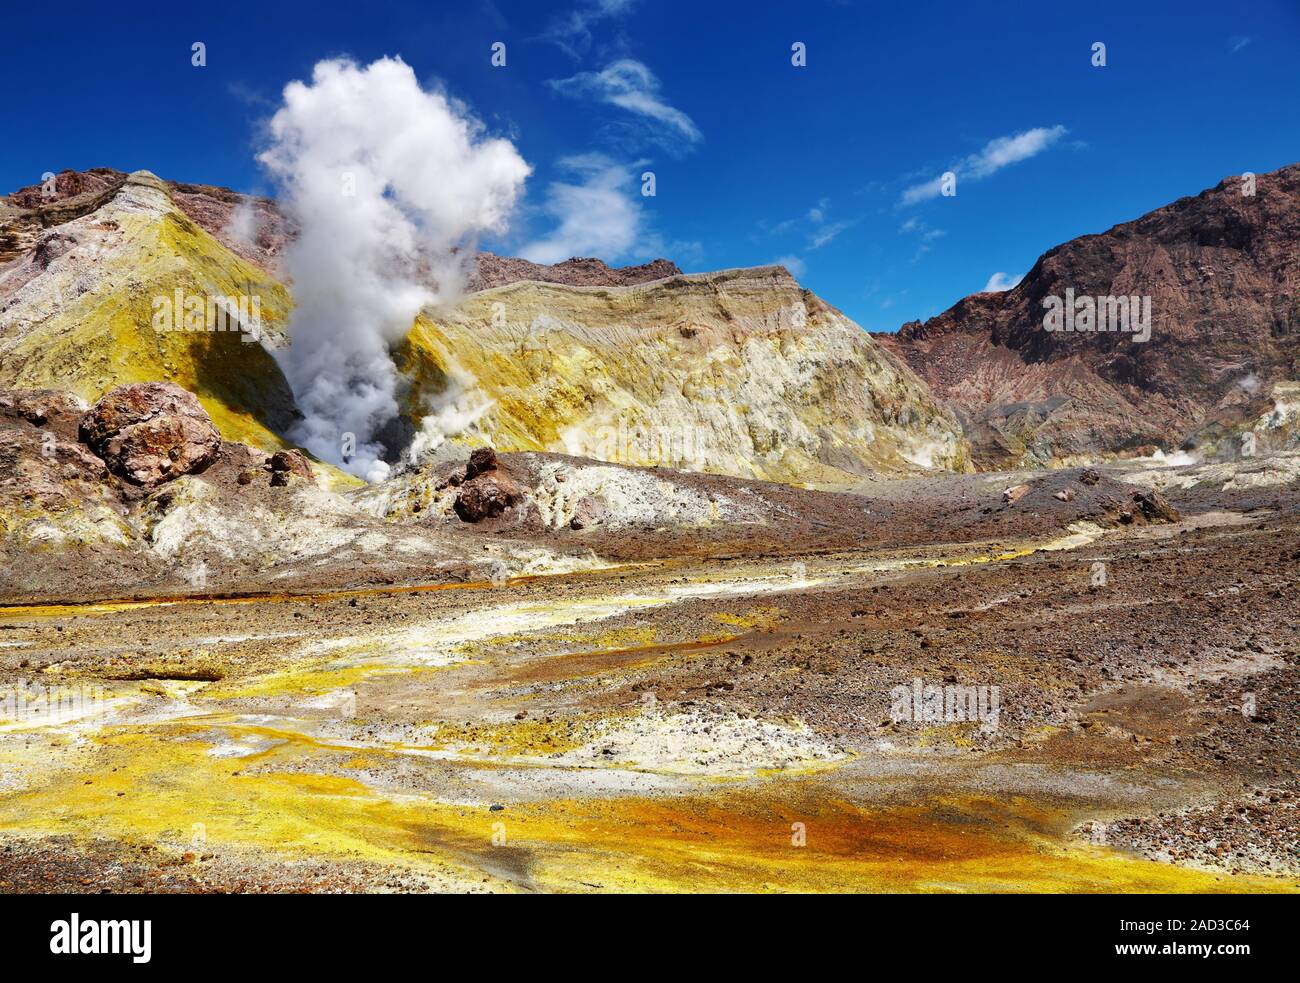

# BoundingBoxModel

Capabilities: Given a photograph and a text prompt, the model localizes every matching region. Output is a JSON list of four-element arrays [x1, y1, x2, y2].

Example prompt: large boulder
[[80, 383, 221, 487], [453, 447, 525, 522]]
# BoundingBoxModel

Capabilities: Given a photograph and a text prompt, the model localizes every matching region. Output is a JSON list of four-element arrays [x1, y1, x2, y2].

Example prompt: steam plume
[[258, 57, 530, 481]]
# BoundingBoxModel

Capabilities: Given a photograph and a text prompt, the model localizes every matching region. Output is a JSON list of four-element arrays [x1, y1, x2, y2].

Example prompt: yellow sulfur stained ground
[[0, 723, 1293, 893]]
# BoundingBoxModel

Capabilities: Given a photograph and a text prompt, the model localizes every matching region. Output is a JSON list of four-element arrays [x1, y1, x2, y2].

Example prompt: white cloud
[[1229, 36, 1252, 54], [773, 254, 806, 278], [550, 59, 701, 146], [258, 56, 530, 482], [540, 0, 639, 57], [901, 125, 1067, 205], [901, 175, 945, 205], [983, 271, 1024, 292], [519, 154, 643, 264]]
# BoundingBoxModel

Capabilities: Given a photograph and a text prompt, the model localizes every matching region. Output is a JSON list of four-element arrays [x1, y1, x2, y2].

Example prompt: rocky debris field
[[0, 391, 1296, 890]]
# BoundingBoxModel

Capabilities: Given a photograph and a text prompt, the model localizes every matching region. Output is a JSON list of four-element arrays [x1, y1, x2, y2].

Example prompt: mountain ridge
[[877, 162, 1300, 468], [2, 169, 964, 486]]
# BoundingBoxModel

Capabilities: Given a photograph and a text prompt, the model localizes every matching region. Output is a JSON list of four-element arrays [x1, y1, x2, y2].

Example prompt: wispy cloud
[[983, 271, 1023, 292], [539, 0, 639, 58], [227, 80, 275, 109], [899, 218, 946, 241], [809, 221, 849, 250], [898, 217, 946, 263], [1229, 35, 1252, 54], [762, 197, 852, 251], [519, 154, 643, 264], [550, 59, 701, 148], [901, 125, 1068, 205]]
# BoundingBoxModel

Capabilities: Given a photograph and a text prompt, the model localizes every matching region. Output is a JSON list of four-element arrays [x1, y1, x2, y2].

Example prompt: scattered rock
[[1054, 488, 1075, 502], [80, 383, 221, 487], [1003, 483, 1031, 504], [569, 494, 608, 530], [1130, 489, 1180, 523], [1080, 468, 1102, 486]]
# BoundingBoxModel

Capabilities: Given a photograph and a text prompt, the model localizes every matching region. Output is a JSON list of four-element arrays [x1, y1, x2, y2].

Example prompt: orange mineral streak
[[0, 563, 663, 621]]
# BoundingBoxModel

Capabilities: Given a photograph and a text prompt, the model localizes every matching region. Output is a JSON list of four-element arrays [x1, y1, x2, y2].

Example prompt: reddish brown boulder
[[454, 472, 525, 522], [269, 449, 315, 487], [465, 446, 499, 480], [80, 383, 221, 487]]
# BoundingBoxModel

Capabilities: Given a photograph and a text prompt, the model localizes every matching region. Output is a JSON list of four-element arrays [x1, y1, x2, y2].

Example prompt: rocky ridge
[[399, 265, 970, 487]]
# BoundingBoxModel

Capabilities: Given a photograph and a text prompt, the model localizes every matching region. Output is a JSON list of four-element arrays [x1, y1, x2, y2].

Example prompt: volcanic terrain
[[0, 166, 1296, 893]]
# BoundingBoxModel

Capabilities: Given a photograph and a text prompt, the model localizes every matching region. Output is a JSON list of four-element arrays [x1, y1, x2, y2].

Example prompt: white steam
[[258, 57, 530, 481], [223, 197, 258, 248]]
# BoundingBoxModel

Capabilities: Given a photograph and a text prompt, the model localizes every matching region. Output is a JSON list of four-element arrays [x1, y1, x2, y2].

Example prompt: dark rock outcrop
[[464, 446, 499, 480], [80, 383, 221, 487]]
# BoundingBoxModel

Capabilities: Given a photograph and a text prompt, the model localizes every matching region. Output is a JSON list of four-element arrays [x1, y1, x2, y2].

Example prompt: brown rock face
[[80, 383, 221, 487], [167, 181, 293, 276], [0, 389, 88, 435], [0, 427, 117, 513], [877, 163, 1300, 468], [4, 168, 126, 209]]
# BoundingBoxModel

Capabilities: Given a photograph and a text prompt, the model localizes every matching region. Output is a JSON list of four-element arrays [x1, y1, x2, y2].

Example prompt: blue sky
[[6, 0, 1299, 329]]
